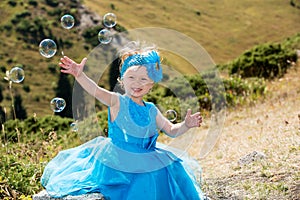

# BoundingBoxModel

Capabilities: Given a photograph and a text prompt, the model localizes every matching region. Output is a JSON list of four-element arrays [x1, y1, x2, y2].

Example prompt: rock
[[32, 190, 105, 200], [238, 151, 267, 165], [77, 5, 102, 32]]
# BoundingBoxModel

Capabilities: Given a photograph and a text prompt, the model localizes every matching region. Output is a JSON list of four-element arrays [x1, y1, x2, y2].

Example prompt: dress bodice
[[108, 94, 159, 151]]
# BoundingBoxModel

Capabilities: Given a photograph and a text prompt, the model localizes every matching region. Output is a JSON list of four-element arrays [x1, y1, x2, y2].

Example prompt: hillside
[[84, 0, 300, 63], [193, 64, 300, 199], [0, 0, 299, 118], [0, 1, 299, 199]]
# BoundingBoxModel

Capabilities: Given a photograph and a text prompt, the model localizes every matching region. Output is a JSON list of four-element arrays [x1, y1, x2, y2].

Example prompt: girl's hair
[[118, 41, 158, 72]]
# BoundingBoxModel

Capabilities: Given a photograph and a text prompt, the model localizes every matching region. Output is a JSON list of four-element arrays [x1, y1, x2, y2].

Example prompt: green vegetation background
[[0, 0, 299, 199]]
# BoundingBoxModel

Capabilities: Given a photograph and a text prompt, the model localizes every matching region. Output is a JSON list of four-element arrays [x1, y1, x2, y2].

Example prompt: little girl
[[41, 41, 205, 199]]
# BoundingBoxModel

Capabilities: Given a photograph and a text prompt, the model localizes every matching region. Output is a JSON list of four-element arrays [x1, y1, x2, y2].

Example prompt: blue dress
[[41, 94, 204, 200]]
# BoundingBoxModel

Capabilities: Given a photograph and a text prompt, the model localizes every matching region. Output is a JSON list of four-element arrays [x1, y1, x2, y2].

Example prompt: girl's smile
[[122, 66, 154, 103]]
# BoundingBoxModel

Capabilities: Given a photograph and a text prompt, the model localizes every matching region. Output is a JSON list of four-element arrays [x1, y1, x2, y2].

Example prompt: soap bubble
[[70, 122, 78, 132], [9, 67, 25, 83], [39, 39, 57, 58], [165, 110, 177, 122], [98, 29, 113, 44], [50, 97, 66, 112], [103, 13, 117, 28], [61, 14, 75, 29]]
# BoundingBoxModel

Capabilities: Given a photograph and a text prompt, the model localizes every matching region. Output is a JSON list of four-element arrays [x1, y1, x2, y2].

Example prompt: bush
[[28, 0, 38, 6], [1, 115, 73, 143], [14, 16, 53, 44], [191, 73, 266, 109], [282, 32, 300, 49], [82, 25, 104, 48], [11, 11, 32, 24], [114, 24, 127, 32], [7, 0, 17, 7], [46, 7, 62, 16], [146, 71, 266, 113], [217, 34, 300, 79], [223, 76, 266, 106], [44, 0, 59, 7], [22, 85, 30, 93], [3, 24, 12, 32], [47, 63, 57, 74], [225, 43, 297, 79]]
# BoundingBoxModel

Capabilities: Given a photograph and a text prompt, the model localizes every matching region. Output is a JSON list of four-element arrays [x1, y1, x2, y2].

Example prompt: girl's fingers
[[60, 56, 74, 66], [59, 63, 71, 70], [192, 112, 201, 117], [62, 56, 72, 63], [61, 69, 75, 76], [59, 62, 67, 68], [60, 69, 68, 73], [59, 58, 69, 66]]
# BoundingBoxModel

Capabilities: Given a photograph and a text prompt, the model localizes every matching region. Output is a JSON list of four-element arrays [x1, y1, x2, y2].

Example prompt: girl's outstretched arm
[[156, 109, 202, 138], [59, 56, 118, 107]]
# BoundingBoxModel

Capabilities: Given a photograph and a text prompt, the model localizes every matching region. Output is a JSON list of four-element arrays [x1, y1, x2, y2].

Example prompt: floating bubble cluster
[[50, 97, 66, 112], [39, 39, 57, 58], [98, 29, 113, 44], [103, 13, 117, 28], [61, 14, 75, 29], [165, 110, 177, 122], [9, 67, 25, 83]]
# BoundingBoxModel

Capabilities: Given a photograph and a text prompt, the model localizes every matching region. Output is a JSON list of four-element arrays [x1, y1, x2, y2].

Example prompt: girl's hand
[[184, 109, 203, 128], [59, 56, 87, 77]]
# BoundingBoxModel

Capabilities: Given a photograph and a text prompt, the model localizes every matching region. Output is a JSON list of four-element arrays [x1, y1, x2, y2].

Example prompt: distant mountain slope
[[0, 0, 299, 117]]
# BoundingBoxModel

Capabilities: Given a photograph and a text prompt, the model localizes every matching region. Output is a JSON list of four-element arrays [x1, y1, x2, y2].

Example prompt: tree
[[55, 72, 73, 118], [12, 94, 27, 120], [109, 57, 123, 94]]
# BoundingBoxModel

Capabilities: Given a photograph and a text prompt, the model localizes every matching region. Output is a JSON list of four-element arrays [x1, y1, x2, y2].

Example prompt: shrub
[[3, 24, 12, 32], [47, 7, 62, 16], [0, 66, 6, 73], [22, 85, 30, 93], [28, 0, 38, 7], [7, 0, 17, 7], [226, 43, 297, 79], [282, 32, 300, 49], [146, 71, 267, 112], [44, 0, 59, 7], [11, 11, 32, 24], [82, 25, 104, 48], [114, 24, 127, 32], [1, 115, 73, 143], [47, 63, 57, 74]]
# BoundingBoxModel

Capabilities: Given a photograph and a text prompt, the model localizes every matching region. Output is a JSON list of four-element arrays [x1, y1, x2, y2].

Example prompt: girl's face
[[122, 66, 154, 98]]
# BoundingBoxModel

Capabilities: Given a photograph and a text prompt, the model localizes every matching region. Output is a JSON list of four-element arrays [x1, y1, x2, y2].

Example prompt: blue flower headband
[[120, 50, 163, 83]]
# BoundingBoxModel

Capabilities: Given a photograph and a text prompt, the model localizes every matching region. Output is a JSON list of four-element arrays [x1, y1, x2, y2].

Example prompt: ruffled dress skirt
[[41, 95, 204, 199], [41, 136, 204, 200]]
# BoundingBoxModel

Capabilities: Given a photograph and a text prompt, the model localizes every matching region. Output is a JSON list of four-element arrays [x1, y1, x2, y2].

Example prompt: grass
[[83, 0, 300, 64], [184, 64, 300, 199], [0, 0, 299, 199], [0, 0, 299, 116]]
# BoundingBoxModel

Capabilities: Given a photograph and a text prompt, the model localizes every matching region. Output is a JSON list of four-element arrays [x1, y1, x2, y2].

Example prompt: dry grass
[[1, 0, 299, 117], [180, 64, 300, 199], [84, 0, 300, 64], [156, 61, 300, 199]]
